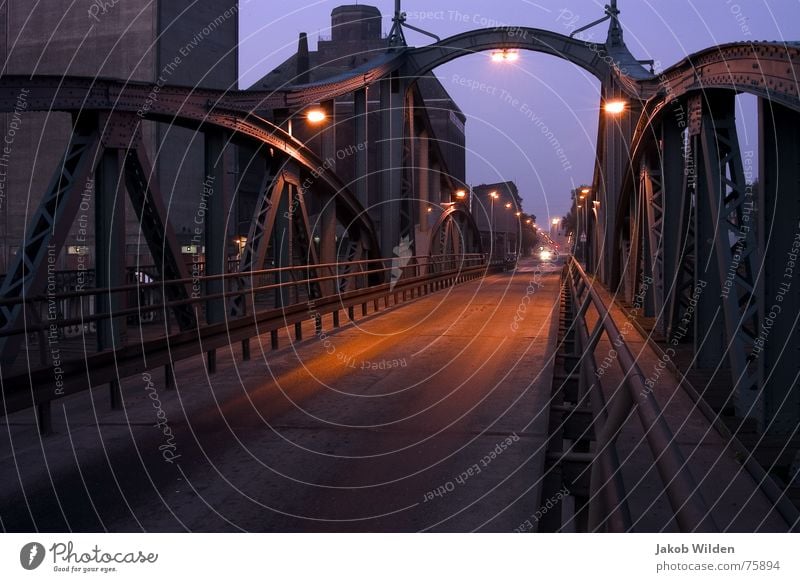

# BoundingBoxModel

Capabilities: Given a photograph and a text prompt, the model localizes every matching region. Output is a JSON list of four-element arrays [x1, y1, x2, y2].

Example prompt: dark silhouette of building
[[471, 182, 524, 258], [240, 4, 467, 257]]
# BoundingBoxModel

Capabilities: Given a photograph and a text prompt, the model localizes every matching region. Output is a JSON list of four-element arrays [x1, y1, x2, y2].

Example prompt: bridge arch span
[[403, 27, 652, 91]]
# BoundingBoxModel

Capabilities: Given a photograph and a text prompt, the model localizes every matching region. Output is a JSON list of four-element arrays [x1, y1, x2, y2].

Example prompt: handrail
[[1, 259, 487, 422], [0, 254, 486, 307], [0, 255, 486, 337], [564, 256, 718, 532]]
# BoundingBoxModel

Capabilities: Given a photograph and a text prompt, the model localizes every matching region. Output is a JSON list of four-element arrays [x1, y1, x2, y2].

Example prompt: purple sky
[[238, 1, 799, 223]]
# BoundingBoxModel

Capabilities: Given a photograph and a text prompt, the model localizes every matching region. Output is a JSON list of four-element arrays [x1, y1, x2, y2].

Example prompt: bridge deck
[[0, 261, 561, 532], [0, 260, 790, 531]]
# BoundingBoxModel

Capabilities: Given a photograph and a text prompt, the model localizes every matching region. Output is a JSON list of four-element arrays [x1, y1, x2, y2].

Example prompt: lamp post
[[578, 187, 590, 264], [489, 191, 499, 260], [504, 202, 513, 256]]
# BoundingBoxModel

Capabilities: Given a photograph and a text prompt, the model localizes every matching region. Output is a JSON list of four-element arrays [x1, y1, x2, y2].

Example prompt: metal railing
[[0, 254, 485, 338], [1, 254, 487, 432], [562, 257, 718, 532]]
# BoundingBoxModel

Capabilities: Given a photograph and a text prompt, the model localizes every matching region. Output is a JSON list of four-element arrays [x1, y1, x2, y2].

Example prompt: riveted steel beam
[[757, 99, 800, 434], [699, 93, 761, 421]]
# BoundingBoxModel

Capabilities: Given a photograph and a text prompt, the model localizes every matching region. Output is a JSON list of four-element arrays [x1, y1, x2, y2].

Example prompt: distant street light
[[455, 189, 466, 199]]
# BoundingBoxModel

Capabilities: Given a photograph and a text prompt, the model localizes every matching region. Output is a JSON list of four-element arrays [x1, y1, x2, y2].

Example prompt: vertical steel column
[[599, 80, 637, 285], [417, 129, 430, 238], [95, 148, 127, 408], [274, 179, 291, 308], [354, 88, 369, 209], [666, 107, 698, 343], [318, 104, 337, 297], [399, 89, 418, 255], [659, 116, 685, 337], [642, 151, 664, 320], [700, 94, 760, 420], [379, 73, 404, 265], [204, 131, 228, 372], [758, 99, 800, 434], [693, 130, 726, 370]]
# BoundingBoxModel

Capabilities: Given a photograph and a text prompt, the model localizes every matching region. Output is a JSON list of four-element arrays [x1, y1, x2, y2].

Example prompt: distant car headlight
[[539, 250, 552, 261]]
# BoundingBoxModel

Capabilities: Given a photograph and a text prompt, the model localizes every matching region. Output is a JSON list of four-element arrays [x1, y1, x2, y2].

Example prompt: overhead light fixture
[[604, 100, 626, 115], [491, 49, 520, 63], [306, 108, 327, 123]]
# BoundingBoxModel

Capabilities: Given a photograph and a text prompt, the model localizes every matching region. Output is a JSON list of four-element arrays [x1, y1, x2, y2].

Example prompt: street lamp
[[489, 191, 499, 260], [306, 108, 327, 123], [604, 100, 626, 115], [455, 189, 466, 200], [491, 49, 519, 63]]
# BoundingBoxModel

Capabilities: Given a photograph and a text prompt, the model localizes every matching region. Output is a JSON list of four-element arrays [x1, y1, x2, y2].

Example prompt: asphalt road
[[0, 260, 562, 532]]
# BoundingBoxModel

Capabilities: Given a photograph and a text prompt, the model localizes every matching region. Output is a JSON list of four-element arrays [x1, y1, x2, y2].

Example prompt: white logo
[[390, 236, 413, 291]]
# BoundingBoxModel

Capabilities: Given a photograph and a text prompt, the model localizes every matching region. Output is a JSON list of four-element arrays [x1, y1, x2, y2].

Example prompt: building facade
[[0, 1, 239, 272], [471, 182, 524, 258], [244, 4, 467, 257]]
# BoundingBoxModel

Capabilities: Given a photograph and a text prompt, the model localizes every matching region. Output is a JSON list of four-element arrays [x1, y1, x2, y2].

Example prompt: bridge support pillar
[[204, 131, 231, 371], [599, 79, 638, 287], [274, 179, 292, 308], [416, 129, 430, 263], [692, 131, 726, 372], [379, 73, 405, 270], [658, 116, 685, 337], [354, 88, 369, 209], [95, 148, 127, 408], [758, 100, 800, 434], [319, 193, 337, 296], [318, 108, 338, 297], [699, 94, 761, 422]]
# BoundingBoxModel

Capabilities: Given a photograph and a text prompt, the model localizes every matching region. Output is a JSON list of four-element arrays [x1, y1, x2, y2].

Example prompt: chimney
[[296, 32, 310, 84]]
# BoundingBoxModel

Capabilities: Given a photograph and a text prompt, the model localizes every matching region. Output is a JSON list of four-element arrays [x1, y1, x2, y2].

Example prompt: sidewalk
[[586, 283, 789, 531]]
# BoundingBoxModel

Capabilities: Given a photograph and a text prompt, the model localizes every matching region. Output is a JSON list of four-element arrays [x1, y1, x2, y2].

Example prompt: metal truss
[[124, 143, 196, 331], [699, 94, 761, 421], [0, 118, 102, 366]]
